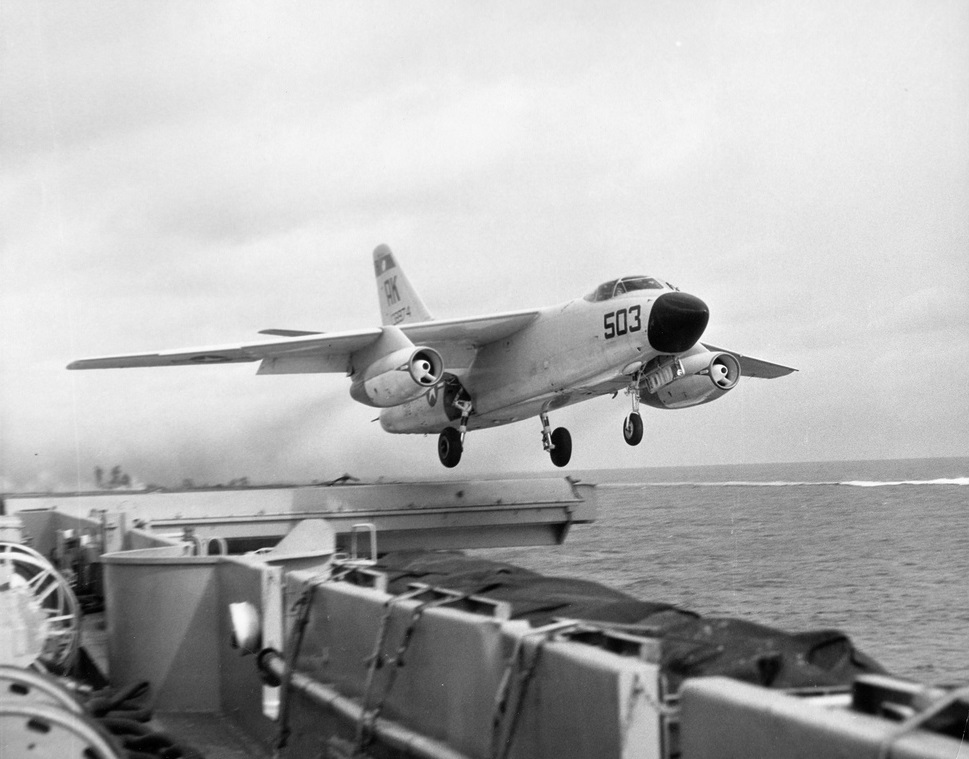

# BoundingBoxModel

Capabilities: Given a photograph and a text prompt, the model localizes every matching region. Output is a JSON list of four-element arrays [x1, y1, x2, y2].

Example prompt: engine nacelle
[[380, 374, 467, 433], [349, 345, 444, 408], [640, 351, 741, 410]]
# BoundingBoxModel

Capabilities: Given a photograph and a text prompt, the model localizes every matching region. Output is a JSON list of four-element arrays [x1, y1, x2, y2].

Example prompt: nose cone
[[647, 292, 709, 353]]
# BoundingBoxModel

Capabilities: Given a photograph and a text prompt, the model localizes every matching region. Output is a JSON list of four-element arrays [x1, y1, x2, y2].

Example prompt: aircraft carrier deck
[[1, 478, 966, 758]]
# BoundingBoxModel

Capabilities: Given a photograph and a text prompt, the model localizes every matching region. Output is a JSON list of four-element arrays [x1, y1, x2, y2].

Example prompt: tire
[[438, 427, 463, 468], [623, 412, 643, 446], [549, 427, 572, 467]]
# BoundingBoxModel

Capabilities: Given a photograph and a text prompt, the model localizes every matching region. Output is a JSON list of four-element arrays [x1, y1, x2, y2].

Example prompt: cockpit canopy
[[585, 276, 670, 302]]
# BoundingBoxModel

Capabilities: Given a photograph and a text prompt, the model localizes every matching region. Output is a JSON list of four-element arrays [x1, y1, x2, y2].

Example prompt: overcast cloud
[[1, 1, 966, 490]]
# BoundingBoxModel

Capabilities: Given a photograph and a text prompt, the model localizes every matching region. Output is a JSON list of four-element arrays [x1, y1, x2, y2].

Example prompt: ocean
[[473, 457, 969, 685]]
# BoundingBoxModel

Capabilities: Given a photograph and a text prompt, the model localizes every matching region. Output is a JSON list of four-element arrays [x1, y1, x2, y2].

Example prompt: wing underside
[[67, 310, 540, 374], [701, 344, 797, 378], [66, 329, 383, 372], [522, 341, 798, 404]]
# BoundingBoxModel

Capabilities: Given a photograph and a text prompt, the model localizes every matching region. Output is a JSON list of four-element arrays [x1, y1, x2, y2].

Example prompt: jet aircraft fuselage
[[68, 246, 794, 468], [381, 280, 708, 433]]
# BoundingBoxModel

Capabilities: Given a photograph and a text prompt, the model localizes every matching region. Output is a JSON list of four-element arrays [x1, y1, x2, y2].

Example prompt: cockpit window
[[620, 276, 664, 293], [590, 280, 618, 301], [585, 276, 665, 302]]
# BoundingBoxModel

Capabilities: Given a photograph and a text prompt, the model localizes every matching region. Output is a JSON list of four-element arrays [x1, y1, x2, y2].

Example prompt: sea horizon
[[470, 454, 969, 488], [2, 455, 967, 496], [476, 454, 969, 683]]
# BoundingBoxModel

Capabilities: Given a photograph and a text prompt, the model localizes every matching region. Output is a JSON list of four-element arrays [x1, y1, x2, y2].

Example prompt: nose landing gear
[[623, 412, 643, 446], [623, 373, 644, 446]]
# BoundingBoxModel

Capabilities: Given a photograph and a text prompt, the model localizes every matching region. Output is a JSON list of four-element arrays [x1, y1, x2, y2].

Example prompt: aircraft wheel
[[549, 427, 572, 467], [438, 427, 463, 468], [623, 412, 643, 446]]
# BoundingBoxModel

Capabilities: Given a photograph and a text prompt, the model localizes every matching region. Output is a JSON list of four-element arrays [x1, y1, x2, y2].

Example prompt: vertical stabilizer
[[373, 245, 433, 325]]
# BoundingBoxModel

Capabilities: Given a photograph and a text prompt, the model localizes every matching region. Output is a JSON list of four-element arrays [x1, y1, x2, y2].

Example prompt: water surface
[[474, 458, 969, 684]]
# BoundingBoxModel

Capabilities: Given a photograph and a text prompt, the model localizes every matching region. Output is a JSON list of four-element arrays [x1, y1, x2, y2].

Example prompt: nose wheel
[[623, 375, 645, 446], [540, 411, 572, 467], [623, 412, 643, 446]]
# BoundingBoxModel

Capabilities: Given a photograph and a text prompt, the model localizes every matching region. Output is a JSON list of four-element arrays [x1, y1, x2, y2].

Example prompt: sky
[[1, 1, 967, 491]]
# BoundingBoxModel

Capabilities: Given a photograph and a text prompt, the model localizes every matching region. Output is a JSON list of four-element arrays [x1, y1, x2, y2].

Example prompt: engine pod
[[641, 351, 741, 409], [350, 345, 444, 407]]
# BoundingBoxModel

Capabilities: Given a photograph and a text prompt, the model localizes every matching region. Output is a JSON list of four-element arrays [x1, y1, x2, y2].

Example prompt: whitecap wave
[[603, 481, 833, 488], [840, 478, 969, 487], [600, 477, 968, 488]]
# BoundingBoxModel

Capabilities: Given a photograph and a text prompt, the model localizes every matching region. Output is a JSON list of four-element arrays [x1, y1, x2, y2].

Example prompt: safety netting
[[374, 550, 887, 691]]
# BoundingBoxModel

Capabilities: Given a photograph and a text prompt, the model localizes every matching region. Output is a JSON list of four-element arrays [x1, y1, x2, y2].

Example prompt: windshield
[[585, 276, 665, 302]]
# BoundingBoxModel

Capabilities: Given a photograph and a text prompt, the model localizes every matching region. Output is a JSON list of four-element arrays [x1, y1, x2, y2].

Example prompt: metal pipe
[[259, 650, 472, 759]]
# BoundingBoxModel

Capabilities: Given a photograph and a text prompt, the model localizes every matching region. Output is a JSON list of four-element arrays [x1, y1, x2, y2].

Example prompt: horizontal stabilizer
[[259, 329, 324, 337]]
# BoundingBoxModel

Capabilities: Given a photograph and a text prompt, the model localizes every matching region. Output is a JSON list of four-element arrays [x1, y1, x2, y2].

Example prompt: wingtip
[[66, 359, 105, 370]]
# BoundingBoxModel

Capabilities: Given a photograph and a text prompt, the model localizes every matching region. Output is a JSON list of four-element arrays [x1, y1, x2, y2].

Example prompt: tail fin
[[373, 245, 433, 325]]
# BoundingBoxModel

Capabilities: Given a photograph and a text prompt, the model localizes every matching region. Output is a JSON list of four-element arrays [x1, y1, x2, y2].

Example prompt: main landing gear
[[438, 427, 462, 468], [438, 390, 641, 467], [437, 397, 474, 468], [441, 408, 574, 468], [540, 411, 572, 468]]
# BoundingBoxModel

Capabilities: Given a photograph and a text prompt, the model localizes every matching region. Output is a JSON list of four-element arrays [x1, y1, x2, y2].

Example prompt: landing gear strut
[[540, 411, 572, 467], [623, 374, 644, 446], [437, 397, 474, 468]]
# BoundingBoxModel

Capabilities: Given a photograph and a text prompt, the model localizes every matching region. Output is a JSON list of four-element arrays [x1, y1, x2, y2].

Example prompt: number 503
[[603, 305, 642, 339]]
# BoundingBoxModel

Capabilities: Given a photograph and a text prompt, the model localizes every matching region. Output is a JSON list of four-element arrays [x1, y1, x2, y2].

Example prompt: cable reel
[[0, 542, 81, 673], [0, 700, 121, 759]]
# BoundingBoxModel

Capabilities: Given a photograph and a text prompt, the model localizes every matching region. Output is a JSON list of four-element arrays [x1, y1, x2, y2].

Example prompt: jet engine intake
[[350, 345, 445, 408], [640, 350, 741, 410]]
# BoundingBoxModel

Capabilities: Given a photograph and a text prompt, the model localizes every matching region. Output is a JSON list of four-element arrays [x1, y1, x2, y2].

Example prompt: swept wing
[[67, 309, 540, 374], [700, 344, 797, 379], [401, 310, 538, 346], [66, 329, 381, 372], [545, 342, 797, 401]]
